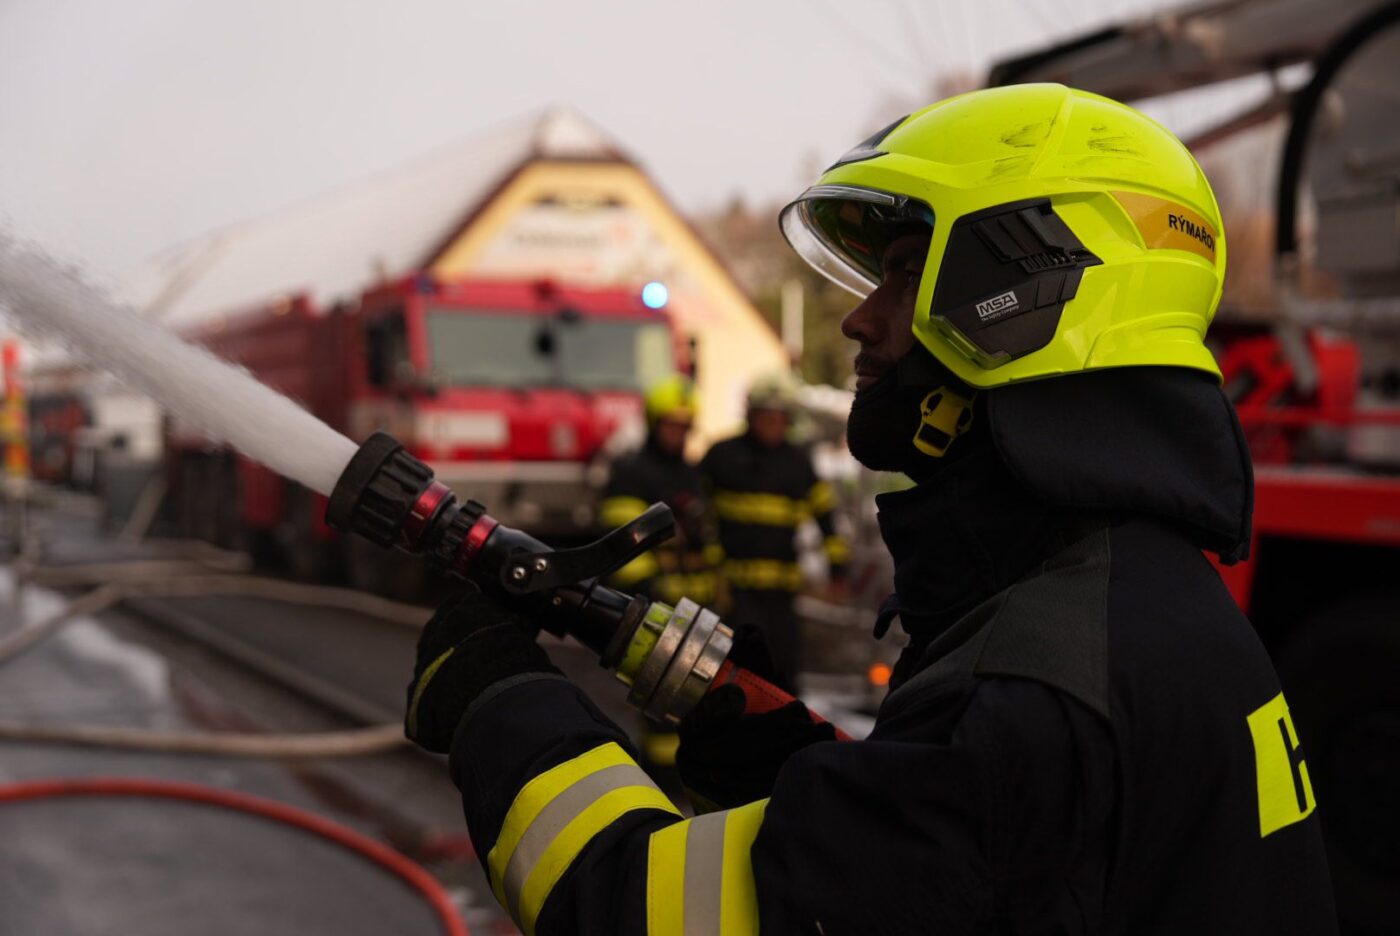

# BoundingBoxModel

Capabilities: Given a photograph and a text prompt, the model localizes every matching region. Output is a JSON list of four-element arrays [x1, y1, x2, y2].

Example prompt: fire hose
[[0, 776, 467, 936], [0, 429, 849, 755], [0, 565, 417, 758]]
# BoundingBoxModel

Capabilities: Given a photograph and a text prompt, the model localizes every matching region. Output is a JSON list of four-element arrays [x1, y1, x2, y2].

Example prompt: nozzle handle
[[499, 502, 676, 595], [709, 660, 852, 741]]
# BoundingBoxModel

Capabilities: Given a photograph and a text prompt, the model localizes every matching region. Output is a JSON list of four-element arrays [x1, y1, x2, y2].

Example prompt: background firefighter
[[599, 374, 720, 769], [600, 375, 720, 610], [699, 374, 849, 693], [403, 84, 1338, 934]]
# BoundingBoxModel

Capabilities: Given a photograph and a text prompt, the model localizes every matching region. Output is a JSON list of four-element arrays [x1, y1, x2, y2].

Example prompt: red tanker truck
[[167, 274, 684, 586]]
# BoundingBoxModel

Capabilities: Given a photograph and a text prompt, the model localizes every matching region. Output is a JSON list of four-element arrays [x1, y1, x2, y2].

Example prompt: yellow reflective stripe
[[647, 820, 688, 934], [611, 551, 662, 586], [406, 646, 455, 738], [645, 799, 768, 936], [600, 496, 650, 528], [823, 534, 850, 565], [703, 543, 726, 565], [489, 743, 645, 902], [519, 784, 678, 934], [714, 490, 808, 527], [724, 558, 802, 591], [655, 572, 719, 607], [488, 741, 680, 933], [807, 481, 835, 516], [720, 800, 766, 935]]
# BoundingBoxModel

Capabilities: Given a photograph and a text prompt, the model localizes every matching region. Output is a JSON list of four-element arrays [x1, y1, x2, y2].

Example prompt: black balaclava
[[847, 345, 988, 481]]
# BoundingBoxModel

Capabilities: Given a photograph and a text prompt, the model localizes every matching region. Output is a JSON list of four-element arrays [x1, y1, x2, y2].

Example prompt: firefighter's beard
[[846, 350, 981, 482]]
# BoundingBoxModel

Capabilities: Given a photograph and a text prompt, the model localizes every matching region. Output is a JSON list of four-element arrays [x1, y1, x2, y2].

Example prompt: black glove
[[674, 623, 835, 810], [405, 588, 560, 753], [676, 686, 837, 811]]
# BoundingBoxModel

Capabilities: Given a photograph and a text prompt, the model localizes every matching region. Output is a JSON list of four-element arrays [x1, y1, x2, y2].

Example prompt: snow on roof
[[124, 107, 625, 327]]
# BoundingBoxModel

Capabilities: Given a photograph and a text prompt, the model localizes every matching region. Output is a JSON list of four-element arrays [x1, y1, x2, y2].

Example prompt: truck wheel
[[213, 453, 247, 553], [174, 454, 205, 540], [278, 484, 333, 583], [1275, 593, 1400, 935]]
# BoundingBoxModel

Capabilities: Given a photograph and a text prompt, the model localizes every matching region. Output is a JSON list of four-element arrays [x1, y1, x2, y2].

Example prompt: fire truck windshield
[[425, 310, 675, 391]]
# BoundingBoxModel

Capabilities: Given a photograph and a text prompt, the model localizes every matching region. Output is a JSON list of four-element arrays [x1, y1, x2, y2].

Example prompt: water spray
[[0, 233, 827, 728]]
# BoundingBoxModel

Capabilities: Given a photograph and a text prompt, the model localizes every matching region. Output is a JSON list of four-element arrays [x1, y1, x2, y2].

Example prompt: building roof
[[124, 108, 625, 326]]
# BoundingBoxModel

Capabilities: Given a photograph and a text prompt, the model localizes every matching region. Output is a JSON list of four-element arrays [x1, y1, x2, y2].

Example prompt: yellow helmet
[[644, 374, 696, 425], [780, 83, 1225, 389]]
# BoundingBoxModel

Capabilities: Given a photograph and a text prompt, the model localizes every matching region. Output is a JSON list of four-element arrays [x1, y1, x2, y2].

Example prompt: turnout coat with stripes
[[445, 370, 1336, 935]]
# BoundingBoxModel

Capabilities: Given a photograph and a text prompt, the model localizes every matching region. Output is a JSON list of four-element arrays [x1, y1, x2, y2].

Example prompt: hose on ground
[[20, 561, 429, 626], [0, 720, 407, 758], [0, 563, 418, 758], [0, 584, 125, 665], [0, 776, 467, 936]]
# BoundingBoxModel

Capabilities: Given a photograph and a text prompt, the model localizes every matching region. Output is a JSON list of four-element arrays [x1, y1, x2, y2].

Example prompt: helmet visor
[[780, 184, 935, 297]]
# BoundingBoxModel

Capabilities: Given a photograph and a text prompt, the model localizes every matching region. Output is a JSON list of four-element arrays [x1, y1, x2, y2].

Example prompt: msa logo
[[975, 290, 1019, 321]]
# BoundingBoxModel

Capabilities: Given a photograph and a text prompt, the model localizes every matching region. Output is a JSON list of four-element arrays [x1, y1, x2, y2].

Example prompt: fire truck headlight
[[416, 412, 509, 449], [550, 422, 577, 458]]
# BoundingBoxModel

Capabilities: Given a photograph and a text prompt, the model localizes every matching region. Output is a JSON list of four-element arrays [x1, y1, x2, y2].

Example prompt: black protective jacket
[[447, 369, 1338, 935], [601, 437, 720, 607], [700, 433, 848, 592]]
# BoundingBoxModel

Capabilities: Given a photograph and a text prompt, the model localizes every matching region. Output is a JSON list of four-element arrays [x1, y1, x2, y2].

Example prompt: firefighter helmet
[[644, 374, 696, 425], [745, 372, 802, 413], [780, 83, 1226, 389]]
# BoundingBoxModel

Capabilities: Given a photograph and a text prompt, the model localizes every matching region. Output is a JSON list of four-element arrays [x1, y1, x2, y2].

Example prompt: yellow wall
[[430, 160, 788, 446]]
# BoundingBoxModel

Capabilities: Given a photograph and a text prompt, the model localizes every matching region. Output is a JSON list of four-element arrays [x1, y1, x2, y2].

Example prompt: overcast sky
[[0, 0, 1164, 281]]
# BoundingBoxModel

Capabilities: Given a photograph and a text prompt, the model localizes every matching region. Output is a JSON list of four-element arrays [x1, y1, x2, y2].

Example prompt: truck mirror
[[685, 334, 699, 379], [534, 325, 557, 358]]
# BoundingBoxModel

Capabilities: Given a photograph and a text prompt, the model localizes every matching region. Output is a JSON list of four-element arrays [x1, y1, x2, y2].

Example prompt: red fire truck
[[167, 274, 683, 585], [991, 2, 1400, 930]]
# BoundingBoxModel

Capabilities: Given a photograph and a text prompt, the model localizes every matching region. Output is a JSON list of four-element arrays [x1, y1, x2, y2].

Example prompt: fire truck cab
[[168, 275, 684, 585], [347, 275, 681, 531]]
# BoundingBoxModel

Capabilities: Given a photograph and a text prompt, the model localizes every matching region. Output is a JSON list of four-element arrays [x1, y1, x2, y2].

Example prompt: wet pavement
[[0, 491, 877, 935]]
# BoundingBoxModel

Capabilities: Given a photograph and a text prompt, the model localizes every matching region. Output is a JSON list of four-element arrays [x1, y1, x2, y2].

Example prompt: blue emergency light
[[641, 281, 669, 310]]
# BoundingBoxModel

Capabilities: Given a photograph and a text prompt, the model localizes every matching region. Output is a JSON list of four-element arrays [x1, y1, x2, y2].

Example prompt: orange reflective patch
[[1112, 190, 1218, 264]]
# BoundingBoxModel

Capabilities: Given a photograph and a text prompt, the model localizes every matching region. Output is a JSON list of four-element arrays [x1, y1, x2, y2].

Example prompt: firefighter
[[600, 374, 719, 770], [403, 85, 1337, 934], [698, 373, 848, 692], [600, 374, 719, 610]]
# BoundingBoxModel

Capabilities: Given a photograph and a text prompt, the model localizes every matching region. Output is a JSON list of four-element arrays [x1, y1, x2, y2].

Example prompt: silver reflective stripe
[[500, 763, 657, 919], [683, 810, 728, 936]]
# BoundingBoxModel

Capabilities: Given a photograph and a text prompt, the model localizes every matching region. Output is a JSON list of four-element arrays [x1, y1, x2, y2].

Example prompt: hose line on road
[[0, 560, 421, 759], [0, 776, 468, 936], [20, 561, 430, 625], [0, 720, 407, 758], [0, 584, 124, 666]]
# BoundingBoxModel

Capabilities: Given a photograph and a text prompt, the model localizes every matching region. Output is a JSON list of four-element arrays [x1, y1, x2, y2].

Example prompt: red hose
[[0, 776, 468, 936]]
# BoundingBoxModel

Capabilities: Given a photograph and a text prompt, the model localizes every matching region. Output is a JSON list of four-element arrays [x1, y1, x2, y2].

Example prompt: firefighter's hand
[[405, 588, 561, 754], [675, 623, 835, 810], [676, 684, 837, 811]]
